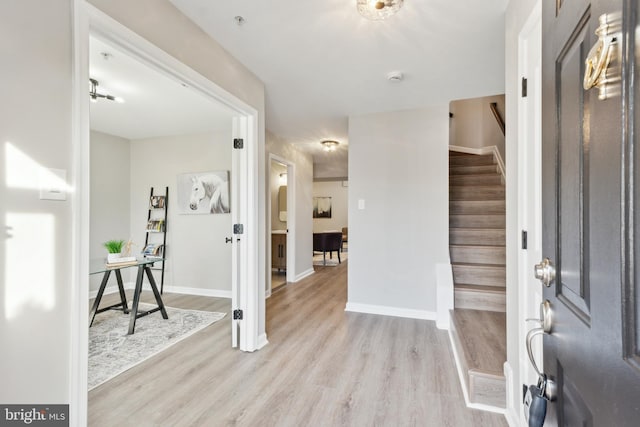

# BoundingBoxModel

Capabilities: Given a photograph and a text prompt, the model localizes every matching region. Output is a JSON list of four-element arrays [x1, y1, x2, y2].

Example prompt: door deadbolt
[[534, 258, 555, 287]]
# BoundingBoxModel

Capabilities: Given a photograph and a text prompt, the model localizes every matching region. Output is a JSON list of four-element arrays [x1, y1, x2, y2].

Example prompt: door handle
[[225, 237, 232, 244], [534, 258, 555, 287], [526, 300, 552, 333]]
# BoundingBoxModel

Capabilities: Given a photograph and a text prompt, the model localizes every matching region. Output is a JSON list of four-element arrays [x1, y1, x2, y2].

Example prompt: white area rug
[[89, 303, 225, 390], [313, 250, 348, 267]]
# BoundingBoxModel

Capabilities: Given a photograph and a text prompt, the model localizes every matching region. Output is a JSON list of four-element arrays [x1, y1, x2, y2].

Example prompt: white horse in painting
[[189, 173, 230, 213]]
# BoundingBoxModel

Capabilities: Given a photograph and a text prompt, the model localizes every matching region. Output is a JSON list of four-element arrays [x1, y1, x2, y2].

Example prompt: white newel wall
[[130, 131, 233, 296], [347, 106, 449, 318]]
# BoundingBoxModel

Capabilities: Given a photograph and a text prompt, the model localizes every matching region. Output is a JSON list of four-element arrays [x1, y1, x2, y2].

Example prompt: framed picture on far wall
[[176, 171, 230, 214], [313, 197, 332, 218]]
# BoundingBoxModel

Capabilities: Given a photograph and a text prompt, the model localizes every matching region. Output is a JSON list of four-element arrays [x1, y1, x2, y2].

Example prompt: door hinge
[[521, 77, 528, 97], [522, 230, 528, 249], [233, 309, 243, 320], [233, 224, 244, 234], [233, 138, 244, 149]]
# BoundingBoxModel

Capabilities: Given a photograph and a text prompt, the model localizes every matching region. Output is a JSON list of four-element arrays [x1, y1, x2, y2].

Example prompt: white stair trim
[[437, 262, 454, 330]]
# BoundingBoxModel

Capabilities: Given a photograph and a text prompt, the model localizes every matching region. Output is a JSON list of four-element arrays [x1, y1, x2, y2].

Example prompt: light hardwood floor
[[88, 262, 507, 426]]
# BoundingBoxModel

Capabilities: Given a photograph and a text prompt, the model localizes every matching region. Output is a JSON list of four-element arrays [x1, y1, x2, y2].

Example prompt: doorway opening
[[267, 154, 296, 297], [71, 5, 261, 424]]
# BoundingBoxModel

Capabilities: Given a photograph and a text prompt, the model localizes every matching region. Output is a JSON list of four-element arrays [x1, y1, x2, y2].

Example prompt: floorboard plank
[[88, 261, 507, 426]]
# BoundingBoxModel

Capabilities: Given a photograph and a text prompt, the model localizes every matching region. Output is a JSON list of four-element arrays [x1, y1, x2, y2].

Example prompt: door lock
[[534, 258, 555, 287]]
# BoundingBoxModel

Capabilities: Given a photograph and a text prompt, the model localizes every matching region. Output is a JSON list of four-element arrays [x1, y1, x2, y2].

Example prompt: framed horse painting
[[177, 171, 230, 214]]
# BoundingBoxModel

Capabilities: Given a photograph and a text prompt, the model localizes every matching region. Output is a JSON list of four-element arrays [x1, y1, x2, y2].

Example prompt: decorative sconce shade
[[357, 0, 404, 20], [321, 140, 340, 152]]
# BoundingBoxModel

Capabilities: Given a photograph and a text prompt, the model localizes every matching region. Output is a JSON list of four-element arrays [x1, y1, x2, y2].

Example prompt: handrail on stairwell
[[490, 102, 505, 136]]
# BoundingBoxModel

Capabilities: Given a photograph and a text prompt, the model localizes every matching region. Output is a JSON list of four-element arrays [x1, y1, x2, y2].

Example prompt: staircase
[[448, 151, 507, 409]]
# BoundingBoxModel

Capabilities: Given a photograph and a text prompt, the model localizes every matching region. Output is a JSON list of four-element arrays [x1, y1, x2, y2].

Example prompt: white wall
[[505, 0, 540, 424], [347, 107, 449, 316], [0, 0, 73, 403], [266, 132, 314, 281], [130, 132, 232, 295], [89, 131, 131, 293], [313, 181, 348, 233], [1, 0, 266, 411], [270, 161, 287, 231], [450, 94, 506, 161]]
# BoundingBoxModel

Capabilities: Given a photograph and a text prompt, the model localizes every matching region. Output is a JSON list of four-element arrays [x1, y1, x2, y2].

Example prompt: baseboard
[[162, 286, 232, 299], [503, 361, 520, 427], [90, 283, 232, 299], [256, 333, 269, 350], [449, 144, 506, 181], [345, 302, 436, 321], [294, 268, 315, 282]]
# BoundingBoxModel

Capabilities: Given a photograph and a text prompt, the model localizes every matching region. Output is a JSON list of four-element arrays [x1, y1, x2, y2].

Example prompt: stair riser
[[452, 265, 506, 287], [450, 200, 505, 214], [450, 175, 502, 185], [450, 186, 505, 200], [449, 155, 495, 166], [450, 246, 506, 265], [450, 229, 506, 246], [469, 372, 507, 408], [450, 165, 499, 175], [455, 288, 506, 312], [450, 215, 505, 228]]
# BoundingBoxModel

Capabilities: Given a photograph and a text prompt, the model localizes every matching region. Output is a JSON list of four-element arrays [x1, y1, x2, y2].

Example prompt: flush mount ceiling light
[[321, 140, 340, 152], [357, 0, 404, 20], [89, 78, 123, 103]]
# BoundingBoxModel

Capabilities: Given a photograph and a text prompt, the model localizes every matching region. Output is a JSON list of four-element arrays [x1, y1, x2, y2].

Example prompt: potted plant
[[103, 239, 125, 262]]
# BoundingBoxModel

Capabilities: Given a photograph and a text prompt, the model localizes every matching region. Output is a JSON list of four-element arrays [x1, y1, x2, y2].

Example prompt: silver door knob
[[534, 258, 555, 287]]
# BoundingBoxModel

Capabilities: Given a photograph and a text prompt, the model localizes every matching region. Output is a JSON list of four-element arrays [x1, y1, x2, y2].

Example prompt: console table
[[89, 257, 168, 334]]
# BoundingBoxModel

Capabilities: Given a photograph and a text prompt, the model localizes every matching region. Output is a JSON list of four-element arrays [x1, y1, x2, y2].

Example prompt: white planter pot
[[107, 253, 121, 263]]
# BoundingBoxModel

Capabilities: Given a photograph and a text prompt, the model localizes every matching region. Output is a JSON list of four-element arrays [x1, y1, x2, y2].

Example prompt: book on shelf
[[149, 195, 166, 209], [142, 243, 164, 257], [146, 219, 165, 232], [105, 257, 138, 267]]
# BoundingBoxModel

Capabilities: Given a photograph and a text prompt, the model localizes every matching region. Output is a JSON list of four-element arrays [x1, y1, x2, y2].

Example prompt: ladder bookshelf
[[144, 186, 168, 294]]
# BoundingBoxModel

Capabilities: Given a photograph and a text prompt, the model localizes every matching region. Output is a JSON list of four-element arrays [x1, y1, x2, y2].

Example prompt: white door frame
[[515, 1, 543, 422], [70, 2, 261, 425], [266, 153, 296, 296]]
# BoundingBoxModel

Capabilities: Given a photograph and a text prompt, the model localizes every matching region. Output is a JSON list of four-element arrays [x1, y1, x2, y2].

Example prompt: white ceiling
[[89, 37, 236, 141], [170, 0, 509, 176]]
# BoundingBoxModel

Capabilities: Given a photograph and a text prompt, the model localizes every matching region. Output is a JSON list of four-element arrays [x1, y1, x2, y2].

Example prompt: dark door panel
[[541, 0, 640, 425]]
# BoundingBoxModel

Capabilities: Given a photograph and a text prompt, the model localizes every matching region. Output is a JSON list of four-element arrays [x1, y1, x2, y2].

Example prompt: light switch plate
[[358, 199, 365, 210], [39, 168, 67, 201]]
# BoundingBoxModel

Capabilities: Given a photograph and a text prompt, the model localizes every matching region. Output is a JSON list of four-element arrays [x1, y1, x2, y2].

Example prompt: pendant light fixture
[[357, 0, 404, 20]]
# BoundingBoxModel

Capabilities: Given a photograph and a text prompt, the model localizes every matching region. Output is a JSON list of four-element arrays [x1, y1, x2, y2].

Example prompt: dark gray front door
[[541, 0, 640, 425]]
